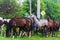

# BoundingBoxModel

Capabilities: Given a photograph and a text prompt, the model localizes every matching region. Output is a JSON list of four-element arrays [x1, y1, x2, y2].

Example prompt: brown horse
[[46, 16, 60, 37], [23, 18, 34, 37], [6, 16, 34, 37]]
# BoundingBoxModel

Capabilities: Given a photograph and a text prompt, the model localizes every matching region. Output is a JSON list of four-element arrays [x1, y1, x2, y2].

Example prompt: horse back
[[11, 17, 26, 28]]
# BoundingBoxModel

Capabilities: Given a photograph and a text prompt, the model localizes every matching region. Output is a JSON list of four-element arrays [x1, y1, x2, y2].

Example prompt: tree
[[44, 0, 60, 21], [21, 0, 37, 15], [0, 0, 21, 18], [37, 0, 40, 19]]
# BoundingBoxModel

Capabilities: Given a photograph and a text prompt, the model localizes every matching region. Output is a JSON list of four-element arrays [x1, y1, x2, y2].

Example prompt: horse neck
[[34, 17, 39, 23]]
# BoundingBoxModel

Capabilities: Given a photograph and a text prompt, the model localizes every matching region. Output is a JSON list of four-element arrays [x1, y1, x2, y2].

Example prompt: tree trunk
[[37, 0, 40, 19]]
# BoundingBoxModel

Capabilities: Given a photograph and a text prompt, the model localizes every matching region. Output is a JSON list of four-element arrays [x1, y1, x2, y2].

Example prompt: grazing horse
[[31, 14, 49, 37], [6, 16, 34, 37]]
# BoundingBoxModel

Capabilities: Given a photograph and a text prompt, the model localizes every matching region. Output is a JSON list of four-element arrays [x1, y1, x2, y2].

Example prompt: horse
[[0, 17, 5, 36], [5, 16, 26, 37], [6, 16, 34, 37], [52, 21, 60, 36], [3, 18, 11, 37], [46, 16, 60, 37], [22, 17, 34, 37], [31, 14, 49, 37]]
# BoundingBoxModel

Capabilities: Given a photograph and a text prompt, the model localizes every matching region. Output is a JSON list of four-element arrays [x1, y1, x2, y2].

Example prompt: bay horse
[[6, 16, 34, 37], [5, 16, 26, 37]]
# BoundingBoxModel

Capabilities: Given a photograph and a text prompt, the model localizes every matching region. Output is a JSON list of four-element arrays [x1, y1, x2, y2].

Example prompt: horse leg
[[0, 25, 1, 35], [22, 31, 27, 37], [50, 27, 56, 37], [6, 25, 11, 37], [34, 26, 38, 35], [13, 27, 17, 37], [6, 28, 10, 37], [24, 28, 28, 37], [19, 31, 22, 37], [19, 28, 23, 37], [28, 31, 32, 38], [45, 26, 49, 37], [1, 24, 5, 36], [50, 28, 54, 37], [41, 29, 44, 37], [51, 27, 55, 37], [0, 25, 2, 36]]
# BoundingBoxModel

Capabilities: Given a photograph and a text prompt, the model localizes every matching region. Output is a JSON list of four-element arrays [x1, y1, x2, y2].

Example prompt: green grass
[[0, 35, 60, 40], [1, 26, 60, 40]]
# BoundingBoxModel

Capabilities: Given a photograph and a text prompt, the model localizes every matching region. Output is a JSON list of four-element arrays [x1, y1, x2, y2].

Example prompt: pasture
[[0, 34, 60, 40]]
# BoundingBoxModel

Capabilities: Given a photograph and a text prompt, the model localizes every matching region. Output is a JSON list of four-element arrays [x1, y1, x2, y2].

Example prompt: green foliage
[[44, 0, 60, 21], [0, 0, 4, 3], [21, 0, 37, 15], [0, 0, 60, 21], [40, 0, 47, 11], [0, 0, 22, 18], [21, 0, 30, 13]]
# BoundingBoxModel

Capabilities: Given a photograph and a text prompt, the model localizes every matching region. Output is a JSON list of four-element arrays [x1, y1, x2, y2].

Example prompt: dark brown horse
[[5, 16, 26, 37], [6, 16, 34, 37]]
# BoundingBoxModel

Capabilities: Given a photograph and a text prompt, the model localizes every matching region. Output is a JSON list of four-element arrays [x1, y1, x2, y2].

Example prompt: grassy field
[[0, 35, 60, 40], [0, 31, 60, 40], [1, 26, 60, 40]]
